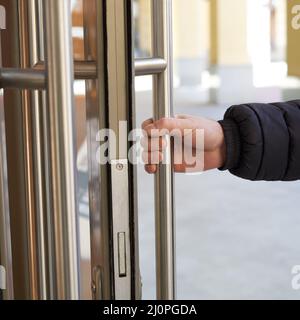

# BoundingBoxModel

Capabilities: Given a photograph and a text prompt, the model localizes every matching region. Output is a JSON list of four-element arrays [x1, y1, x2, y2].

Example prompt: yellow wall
[[173, 0, 209, 59], [287, 0, 300, 77], [218, 0, 250, 65], [210, 0, 218, 65], [137, 0, 152, 55], [137, 0, 209, 59]]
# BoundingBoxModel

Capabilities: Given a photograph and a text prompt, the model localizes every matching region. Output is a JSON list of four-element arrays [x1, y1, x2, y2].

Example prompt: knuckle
[[159, 118, 169, 128]]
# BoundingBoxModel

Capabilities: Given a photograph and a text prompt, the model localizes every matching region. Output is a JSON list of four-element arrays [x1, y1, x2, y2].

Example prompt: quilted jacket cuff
[[218, 119, 241, 171]]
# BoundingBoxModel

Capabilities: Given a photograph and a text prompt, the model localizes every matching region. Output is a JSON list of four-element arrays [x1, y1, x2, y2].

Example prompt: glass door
[[0, 0, 177, 300]]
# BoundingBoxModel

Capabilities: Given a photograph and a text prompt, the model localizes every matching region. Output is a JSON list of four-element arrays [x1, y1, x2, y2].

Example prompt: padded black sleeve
[[218, 100, 300, 181]]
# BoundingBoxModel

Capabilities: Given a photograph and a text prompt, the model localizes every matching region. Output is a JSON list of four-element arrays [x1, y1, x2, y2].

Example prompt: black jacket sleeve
[[218, 100, 300, 181]]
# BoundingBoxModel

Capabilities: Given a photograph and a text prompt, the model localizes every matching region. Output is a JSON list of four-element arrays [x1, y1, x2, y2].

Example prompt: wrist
[[218, 119, 241, 171], [218, 137, 227, 168], [214, 121, 227, 168], [203, 121, 226, 171]]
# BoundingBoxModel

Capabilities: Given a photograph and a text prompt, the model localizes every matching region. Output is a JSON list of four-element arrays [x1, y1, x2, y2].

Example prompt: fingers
[[142, 118, 153, 131], [142, 150, 163, 165], [144, 162, 203, 175], [141, 135, 167, 175], [142, 150, 161, 175], [142, 119, 165, 174], [143, 118, 179, 137], [141, 136, 167, 152], [142, 117, 180, 175], [143, 116, 200, 138], [142, 116, 199, 175], [142, 115, 209, 175], [145, 164, 157, 174]]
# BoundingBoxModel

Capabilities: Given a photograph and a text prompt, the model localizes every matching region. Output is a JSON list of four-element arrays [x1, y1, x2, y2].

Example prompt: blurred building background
[[134, 0, 300, 102], [72, 0, 300, 299]]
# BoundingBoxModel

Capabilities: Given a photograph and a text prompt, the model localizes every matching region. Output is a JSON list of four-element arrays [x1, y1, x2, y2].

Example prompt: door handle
[[0, 59, 166, 91], [151, 0, 176, 300]]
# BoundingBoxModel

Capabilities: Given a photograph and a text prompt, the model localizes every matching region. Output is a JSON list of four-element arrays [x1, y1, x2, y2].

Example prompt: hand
[[141, 115, 226, 174]]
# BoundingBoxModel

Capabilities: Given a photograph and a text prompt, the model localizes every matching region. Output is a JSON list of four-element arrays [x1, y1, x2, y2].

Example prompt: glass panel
[[72, 0, 84, 60], [133, 0, 152, 58], [134, 0, 155, 300], [135, 83, 156, 299], [174, 0, 300, 300], [71, 1, 91, 300]]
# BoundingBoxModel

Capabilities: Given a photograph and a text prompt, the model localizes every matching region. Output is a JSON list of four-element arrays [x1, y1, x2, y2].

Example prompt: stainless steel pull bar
[[36, 58, 167, 78], [0, 61, 98, 90], [135, 58, 167, 76], [28, 0, 48, 300], [34, 60, 98, 80], [0, 57, 168, 90], [151, 0, 176, 300], [44, 0, 80, 300], [0, 68, 45, 90], [69, 61, 98, 80]]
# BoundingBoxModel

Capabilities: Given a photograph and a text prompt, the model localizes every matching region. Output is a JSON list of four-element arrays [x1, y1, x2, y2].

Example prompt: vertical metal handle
[[151, 0, 176, 300], [27, 0, 48, 300], [44, 0, 80, 300], [84, 0, 141, 300]]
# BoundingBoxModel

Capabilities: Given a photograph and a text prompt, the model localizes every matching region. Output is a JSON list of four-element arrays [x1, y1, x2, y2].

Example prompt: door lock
[[118, 232, 127, 277]]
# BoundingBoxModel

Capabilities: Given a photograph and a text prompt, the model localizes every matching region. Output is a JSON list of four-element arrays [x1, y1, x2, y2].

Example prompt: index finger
[[142, 118, 153, 130]]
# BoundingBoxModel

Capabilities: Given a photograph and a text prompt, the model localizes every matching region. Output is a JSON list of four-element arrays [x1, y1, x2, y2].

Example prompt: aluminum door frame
[[0, 0, 30, 300], [83, 0, 141, 300], [0, 0, 80, 300], [0, 4, 14, 300], [83, 0, 176, 300]]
